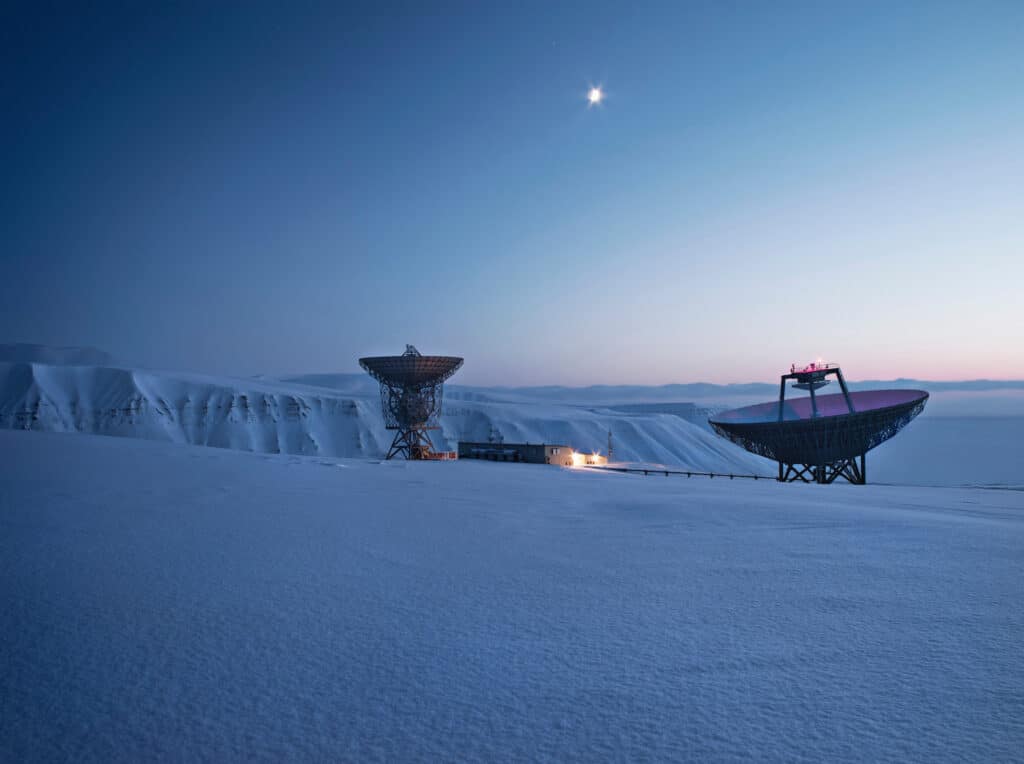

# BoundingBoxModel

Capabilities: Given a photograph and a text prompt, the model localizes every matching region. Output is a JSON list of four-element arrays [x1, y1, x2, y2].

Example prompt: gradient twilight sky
[[3, 2, 1022, 385]]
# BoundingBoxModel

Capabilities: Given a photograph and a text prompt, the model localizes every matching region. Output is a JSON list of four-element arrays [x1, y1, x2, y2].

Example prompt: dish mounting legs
[[386, 428, 435, 460], [778, 454, 866, 484]]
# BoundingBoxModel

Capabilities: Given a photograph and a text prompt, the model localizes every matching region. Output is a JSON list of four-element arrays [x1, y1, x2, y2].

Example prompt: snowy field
[[3, 430, 1023, 761]]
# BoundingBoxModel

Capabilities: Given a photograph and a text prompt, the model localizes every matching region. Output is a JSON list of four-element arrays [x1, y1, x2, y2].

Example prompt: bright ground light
[[588, 86, 603, 105]]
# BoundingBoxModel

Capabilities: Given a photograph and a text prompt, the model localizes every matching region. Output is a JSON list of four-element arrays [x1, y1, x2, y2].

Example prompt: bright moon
[[587, 87, 603, 105]]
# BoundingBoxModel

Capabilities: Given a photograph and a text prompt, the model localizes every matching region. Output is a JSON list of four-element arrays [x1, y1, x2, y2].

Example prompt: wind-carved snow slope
[[0, 361, 390, 458], [0, 347, 765, 473]]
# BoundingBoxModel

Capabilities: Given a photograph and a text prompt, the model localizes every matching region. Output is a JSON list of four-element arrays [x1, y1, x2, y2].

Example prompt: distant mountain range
[[459, 378, 1024, 403], [4, 343, 1022, 402], [286, 375, 1024, 402], [0, 343, 114, 367]]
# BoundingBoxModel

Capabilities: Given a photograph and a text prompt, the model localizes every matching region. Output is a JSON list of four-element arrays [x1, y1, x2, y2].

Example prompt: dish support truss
[[376, 380, 445, 460], [778, 365, 861, 483], [779, 455, 866, 484]]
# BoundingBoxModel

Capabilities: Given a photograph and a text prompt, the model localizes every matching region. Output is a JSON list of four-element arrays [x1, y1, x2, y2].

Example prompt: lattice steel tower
[[359, 345, 464, 460]]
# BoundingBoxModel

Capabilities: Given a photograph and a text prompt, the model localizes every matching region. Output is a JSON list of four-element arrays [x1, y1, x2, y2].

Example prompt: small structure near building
[[457, 441, 607, 467], [421, 450, 457, 461]]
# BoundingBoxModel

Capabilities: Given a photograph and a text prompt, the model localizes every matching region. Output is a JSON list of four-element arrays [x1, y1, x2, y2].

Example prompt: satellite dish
[[709, 363, 928, 484], [359, 345, 464, 459]]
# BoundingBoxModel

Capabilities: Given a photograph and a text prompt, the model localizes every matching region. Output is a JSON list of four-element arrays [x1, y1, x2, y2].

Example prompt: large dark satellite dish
[[359, 353, 464, 388], [709, 363, 928, 484], [359, 345, 463, 460]]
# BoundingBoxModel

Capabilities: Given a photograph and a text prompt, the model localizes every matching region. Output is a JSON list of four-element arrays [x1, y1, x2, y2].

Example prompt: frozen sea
[[870, 415, 1024, 488], [2, 430, 1023, 761]]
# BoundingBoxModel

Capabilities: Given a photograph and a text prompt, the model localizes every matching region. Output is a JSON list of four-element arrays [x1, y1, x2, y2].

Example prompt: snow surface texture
[[2, 430, 1022, 761], [0, 360, 765, 474]]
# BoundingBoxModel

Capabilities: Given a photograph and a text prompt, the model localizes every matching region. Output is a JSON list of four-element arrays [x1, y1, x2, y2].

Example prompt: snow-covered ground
[[2, 430, 1022, 761]]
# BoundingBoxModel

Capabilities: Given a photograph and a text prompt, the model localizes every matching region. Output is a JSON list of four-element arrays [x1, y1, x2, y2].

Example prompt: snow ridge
[[0, 362, 387, 457]]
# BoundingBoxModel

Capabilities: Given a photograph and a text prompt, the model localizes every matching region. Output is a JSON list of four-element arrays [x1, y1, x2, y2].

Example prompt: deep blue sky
[[3, 1, 1022, 384]]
